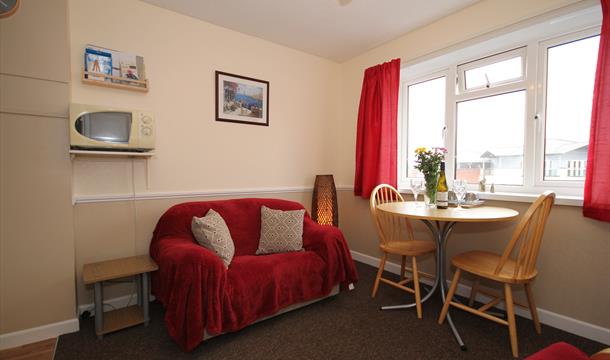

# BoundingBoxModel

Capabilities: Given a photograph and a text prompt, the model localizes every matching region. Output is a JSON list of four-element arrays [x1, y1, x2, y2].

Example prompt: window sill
[[476, 191, 583, 207], [398, 189, 583, 207]]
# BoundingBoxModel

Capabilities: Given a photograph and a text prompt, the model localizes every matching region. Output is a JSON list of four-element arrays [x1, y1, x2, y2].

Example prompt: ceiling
[[140, 0, 480, 62]]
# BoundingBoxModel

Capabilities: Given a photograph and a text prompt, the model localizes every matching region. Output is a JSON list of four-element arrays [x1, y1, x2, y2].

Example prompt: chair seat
[[380, 240, 436, 256], [452, 250, 538, 284]]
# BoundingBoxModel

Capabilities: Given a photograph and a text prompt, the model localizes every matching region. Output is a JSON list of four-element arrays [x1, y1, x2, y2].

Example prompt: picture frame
[[215, 71, 269, 126]]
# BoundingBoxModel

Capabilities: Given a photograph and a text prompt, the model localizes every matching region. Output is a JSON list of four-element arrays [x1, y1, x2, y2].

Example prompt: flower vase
[[424, 173, 439, 207]]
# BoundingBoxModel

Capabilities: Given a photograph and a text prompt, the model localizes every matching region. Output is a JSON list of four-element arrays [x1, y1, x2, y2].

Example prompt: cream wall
[[334, 0, 610, 331], [0, 0, 76, 336], [70, 0, 339, 196], [3, 0, 603, 342], [68, 0, 340, 307]]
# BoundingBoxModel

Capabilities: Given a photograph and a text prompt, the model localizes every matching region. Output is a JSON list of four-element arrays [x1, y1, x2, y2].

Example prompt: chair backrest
[[369, 184, 414, 245], [495, 191, 556, 279]]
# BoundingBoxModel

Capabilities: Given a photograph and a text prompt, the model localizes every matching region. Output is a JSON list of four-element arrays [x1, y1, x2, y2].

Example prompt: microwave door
[[76, 112, 132, 145]]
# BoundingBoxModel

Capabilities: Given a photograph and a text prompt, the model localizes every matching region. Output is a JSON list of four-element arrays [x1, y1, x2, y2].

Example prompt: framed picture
[[215, 71, 269, 126]]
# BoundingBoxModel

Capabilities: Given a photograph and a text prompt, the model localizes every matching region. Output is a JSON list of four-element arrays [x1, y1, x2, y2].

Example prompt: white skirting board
[[350, 250, 610, 345], [0, 318, 79, 350], [0, 293, 156, 350]]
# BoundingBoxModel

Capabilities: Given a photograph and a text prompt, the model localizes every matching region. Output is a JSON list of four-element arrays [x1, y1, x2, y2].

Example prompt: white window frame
[[399, 71, 450, 183], [398, 4, 602, 200], [533, 27, 601, 191], [457, 47, 527, 94]]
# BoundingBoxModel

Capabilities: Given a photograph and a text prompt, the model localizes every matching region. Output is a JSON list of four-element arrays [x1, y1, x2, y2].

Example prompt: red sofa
[[149, 198, 358, 351], [526, 342, 610, 360]]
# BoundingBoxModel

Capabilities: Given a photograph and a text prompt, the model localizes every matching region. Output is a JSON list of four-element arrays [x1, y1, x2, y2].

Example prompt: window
[[543, 35, 599, 182], [399, 6, 601, 196], [404, 76, 446, 178], [456, 91, 526, 185], [458, 48, 526, 91]]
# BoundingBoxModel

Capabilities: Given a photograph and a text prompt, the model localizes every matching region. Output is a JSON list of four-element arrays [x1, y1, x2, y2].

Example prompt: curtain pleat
[[354, 59, 400, 199], [583, 0, 610, 222]]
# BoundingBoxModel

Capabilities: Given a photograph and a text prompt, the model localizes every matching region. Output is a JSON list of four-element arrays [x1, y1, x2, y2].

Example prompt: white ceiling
[[140, 0, 480, 62]]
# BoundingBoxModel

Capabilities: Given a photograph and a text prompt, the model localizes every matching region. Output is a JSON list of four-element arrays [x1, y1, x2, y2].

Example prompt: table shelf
[[83, 255, 158, 339], [99, 305, 145, 335]]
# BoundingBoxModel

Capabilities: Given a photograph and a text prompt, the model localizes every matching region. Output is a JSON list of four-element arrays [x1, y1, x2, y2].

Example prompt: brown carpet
[[56, 262, 606, 359]]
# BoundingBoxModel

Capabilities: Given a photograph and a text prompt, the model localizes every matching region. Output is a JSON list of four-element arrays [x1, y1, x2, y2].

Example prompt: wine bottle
[[436, 161, 449, 209]]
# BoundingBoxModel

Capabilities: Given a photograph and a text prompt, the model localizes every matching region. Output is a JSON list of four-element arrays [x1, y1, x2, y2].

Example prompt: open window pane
[[406, 77, 446, 177], [456, 91, 526, 185], [544, 35, 599, 181], [464, 56, 523, 90]]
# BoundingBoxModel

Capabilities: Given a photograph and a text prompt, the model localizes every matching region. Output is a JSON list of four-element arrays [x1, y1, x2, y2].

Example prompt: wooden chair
[[369, 184, 436, 318], [438, 191, 556, 358]]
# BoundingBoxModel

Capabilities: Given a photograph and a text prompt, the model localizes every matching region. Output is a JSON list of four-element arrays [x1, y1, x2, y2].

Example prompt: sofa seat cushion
[[222, 251, 326, 330]]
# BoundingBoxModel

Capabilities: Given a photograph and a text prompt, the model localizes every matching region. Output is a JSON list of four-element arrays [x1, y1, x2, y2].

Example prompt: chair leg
[[504, 283, 519, 358], [524, 283, 541, 334], [468, 278, 479, 307], [400, 255, 407, 280], [438, 269, 461, 325], [411, 256, 422, 319], [371, 253, 387, 298]]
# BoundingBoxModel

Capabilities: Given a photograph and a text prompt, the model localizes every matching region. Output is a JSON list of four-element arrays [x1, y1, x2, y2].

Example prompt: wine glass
[[410, 179, 424, 207], [453, 179, 467, 209]]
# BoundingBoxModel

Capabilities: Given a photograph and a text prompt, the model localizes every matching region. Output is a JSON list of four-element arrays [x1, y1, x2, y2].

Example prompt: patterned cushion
[[191, 209, 235, 267], [256, 206, 305, 255]]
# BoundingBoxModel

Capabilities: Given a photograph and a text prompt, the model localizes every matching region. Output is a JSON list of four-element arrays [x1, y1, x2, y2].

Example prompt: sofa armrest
[[302, 218, 358, 290], [302, 218, 344, 250], [153, 235, 225, 268], [150, 235, 226, 351]]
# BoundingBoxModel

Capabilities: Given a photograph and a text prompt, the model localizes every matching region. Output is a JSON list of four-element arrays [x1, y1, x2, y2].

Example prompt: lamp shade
[[312, 175, 338, 226]]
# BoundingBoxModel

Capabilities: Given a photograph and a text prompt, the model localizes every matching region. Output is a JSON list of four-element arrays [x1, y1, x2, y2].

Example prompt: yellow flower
[[415, 147, 427, 154]]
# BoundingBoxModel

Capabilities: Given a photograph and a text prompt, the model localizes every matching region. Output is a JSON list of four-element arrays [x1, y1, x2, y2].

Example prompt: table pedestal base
[[379, 220, 466, 351]]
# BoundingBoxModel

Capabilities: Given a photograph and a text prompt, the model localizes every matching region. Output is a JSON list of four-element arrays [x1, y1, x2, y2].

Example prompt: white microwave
[[69, 103, 155, 152]]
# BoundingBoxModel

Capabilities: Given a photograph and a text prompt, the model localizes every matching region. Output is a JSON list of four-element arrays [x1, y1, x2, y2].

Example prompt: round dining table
[[376, 201, 519, 350]]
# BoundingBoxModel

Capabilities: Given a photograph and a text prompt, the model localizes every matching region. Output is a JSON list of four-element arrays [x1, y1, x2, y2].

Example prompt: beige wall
[[2, 0, 602, 339], [68, 0, 340, 306], [0, 0, 76, 334], [335, 0, 610, 330], [69, 0, 340, 196]]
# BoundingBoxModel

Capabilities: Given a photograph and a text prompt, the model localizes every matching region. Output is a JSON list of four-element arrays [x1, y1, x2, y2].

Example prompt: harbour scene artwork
[[223, 80, 263, 118]]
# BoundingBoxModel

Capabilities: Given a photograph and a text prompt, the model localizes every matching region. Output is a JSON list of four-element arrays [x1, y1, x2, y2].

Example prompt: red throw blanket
[[149, 198, 358, 351]]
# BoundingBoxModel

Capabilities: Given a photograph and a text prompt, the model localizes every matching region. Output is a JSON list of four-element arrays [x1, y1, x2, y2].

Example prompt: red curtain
[[583, 0, 610, 222], [354, 58, 400, 198]]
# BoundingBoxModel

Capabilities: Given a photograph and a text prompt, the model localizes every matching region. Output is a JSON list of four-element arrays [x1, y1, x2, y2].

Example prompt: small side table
[[83, 255, 158, 339]]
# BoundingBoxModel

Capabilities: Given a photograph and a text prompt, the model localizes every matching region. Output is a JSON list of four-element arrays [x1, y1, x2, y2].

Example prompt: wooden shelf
[[70, 149, 155, 158], [81, 68, 149, 92], [98, 305, 145, 335], [83, 255, 158, 285]]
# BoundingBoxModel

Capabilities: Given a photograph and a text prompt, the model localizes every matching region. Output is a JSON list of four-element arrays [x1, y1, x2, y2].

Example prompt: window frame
[[399, 71, 450, 183], [533, 27, 601, 191], [398, 7, 601, 198], [457, 47, 527, 94]]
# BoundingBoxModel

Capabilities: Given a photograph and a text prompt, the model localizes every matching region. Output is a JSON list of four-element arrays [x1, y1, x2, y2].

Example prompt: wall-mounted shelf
[[70, 150, 155, 199], [69, 149, 155, 159], [81, 68, 149, 92]]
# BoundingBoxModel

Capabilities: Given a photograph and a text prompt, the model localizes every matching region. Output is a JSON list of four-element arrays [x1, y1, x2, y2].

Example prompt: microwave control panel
[[138, 112, 155, 149]]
